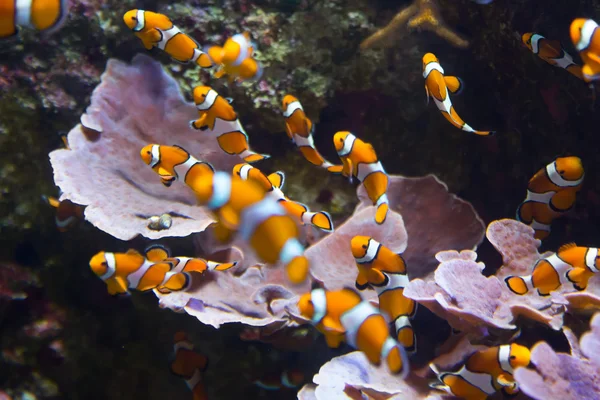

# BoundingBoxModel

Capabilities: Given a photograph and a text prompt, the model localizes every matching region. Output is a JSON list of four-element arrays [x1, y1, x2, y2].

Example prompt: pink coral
[[404, 250, 565, 332], [299, 351, 443, 399], [514, 313, 600, 400], [356, 174, 485, 280], [49, 55, 240, 240]]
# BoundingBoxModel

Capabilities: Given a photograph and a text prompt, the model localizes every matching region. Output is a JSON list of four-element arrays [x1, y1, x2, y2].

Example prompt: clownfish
[[171, 332, 209, 400], [521, 33, 584, 80], [516, 156, 584, 240], [351, 236, 417, 354], [141, 145, 310, 284], [89, 245, 206, 295], [429, 344, 531, 400], [505, 243, 600, 296], [190, 86, 269, 163], [570, 19, 600, 82], [232, 163, 334, 232], [422, 53, 494, 136], [205, 32, 263, 83], [0, 0, 69, 38], [42, 195, 84, 232], [281, 95, 343, 174], [123, 10, 213, 69], [297, 287, 410, 377], [333, 131, 389, 225], [253, 369, 304, 391]]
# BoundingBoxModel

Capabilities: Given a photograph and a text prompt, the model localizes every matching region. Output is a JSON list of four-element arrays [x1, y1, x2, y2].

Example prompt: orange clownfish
[[505, 243, 600, 296], [516, 156, 584, 240], [0, 0, 69, 38], [141, 145, 310, 284], [190, 86, 269, 163], [171, 332, 209, 400], [521, 33, 584, 80], [123, 10, 213, 69], [351, 236, 417, 354], [281, 95, 343, 174], [422, 53, 494, 136], [42, 195, 84, 232], [570, 19, 600, 82], [253, 369, 304, 391], [232, 163, 334, 232], [297, 287, 410, 377], [89, 245, 205, 295], [205, 32, 263, 83], [333, 131, 389, 225], [429, 344, 531, 400]]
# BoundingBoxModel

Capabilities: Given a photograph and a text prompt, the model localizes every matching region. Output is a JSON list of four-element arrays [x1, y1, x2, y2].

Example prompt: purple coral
[[49, 55, 240, 240]]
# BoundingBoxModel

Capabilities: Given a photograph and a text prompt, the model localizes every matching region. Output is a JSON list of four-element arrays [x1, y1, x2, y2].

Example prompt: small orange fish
[[0, 0, 69, 38], [429, 344, 531, 400], [333, 131, 389, 224], [281, 95, 343, 174], [570, 19, 600, 82], [42, 196, 84, 232], [522, 33, 584, 80], [123, 10, 213, 69], [171, 332, 209, 400], [423, 53, 494, 136], [190, 86, 269, 163], [205, 32, 263, 83]]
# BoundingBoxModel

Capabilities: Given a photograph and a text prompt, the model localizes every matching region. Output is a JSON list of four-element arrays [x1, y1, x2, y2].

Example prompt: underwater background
[[2, 0, 600, 399]]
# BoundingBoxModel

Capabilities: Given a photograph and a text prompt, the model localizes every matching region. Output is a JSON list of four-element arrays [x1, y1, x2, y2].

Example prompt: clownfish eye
[[339, 138, 344, 142], [510, 355, 516, 360], [146, 150, 151, 155], [101, 261, 108, 267], [362, 244, 368, 249], [558, 169, 565, 175]]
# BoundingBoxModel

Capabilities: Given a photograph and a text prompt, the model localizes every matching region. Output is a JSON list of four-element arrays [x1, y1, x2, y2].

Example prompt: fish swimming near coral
[[190, 86, 269, 163], [205, 32, 263, 83], [253, 369, 304, 391], [505, 243, 600, 296], [281, 95, 343, 174], [0, 0, 69, 38], [351, 236, 417, 353], [516, 156, 584, 240], [232, 163, 334, 232], [429, 344, 531, 400], [297, 287, 410, 377], [422, 53, 494, 136], [171, 332, 209, 400], [521, 33, 583, 80], [89, 245, 212, 295], [42, 195, 84, 232], [570, 18, 600, 82], [333, 131, 389, 225], [123, 10, 213, 69], [141, 145, 310, 284]]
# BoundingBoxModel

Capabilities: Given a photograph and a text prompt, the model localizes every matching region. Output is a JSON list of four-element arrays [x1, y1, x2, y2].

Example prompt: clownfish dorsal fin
[[145, 244, 171, 262], [341, 286, 362, 302], [126, 249, 143, 257], [558, 242, 577, 253], [267, 172, 285, 189]]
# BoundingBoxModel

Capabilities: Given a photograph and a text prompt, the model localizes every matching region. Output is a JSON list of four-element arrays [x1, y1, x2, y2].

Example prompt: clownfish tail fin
[[267, 171, 285, 189], [145, 244, 171, 262], [505, 275, 532, 295], [304, 211, 334, 232]]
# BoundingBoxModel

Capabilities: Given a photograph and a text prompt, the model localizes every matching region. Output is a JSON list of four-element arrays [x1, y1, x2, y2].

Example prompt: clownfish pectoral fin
[[321, 316, 346, 335], [341, 158, 354, 182], [214, 68, 226, 79], [355, 272, 369, 291], [144, 244, 171, 262], [213, 261, 238, 271], [566, 268, 588, 291], [367, 268, 388, 286], [444, 76, 464, 95], [428, 381, 452, 394], [558, 242, 577, 252], [267, 172, 285, 189]]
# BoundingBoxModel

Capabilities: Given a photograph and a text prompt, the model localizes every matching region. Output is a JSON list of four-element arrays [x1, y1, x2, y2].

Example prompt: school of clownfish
[[11, 1, 599, 398]]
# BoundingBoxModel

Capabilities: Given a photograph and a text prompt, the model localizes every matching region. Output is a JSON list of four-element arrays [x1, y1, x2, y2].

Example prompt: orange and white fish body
[[429, 344, 531, 400], [171, 332, 209, 400], [281, 95, 343, 174], [140, 144, 215, 187], [89, 250, 194, 295], [0, 0, 69, 38], [42, 196, 84, 232], [206, 32, 263, 83], [571, 19, 600, 82], [233, 163, 334, 232], [422, 53, 494, 136], [522, 33, 583, 80], [505, 243, 600, 296], [123, 10, 212, 69], [190, 86, 269, 163], [333, 131, 389, 225], [351, 236, 417, 353], [141, 145, 309, 284], [516, 156, 584, 240], [297, 287, 410, 377]]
